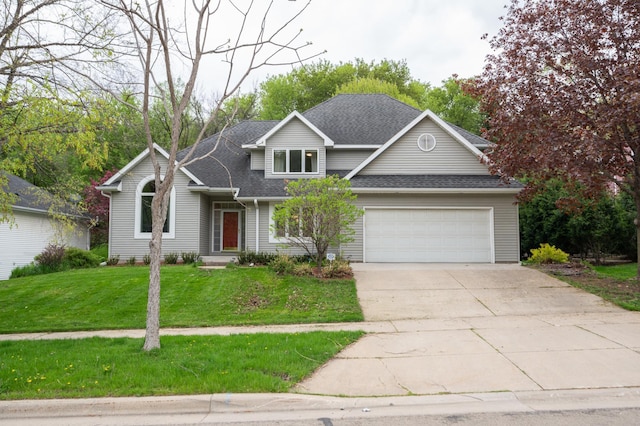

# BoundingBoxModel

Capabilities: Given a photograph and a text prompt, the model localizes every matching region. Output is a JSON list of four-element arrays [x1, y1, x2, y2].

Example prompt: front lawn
[[535, 262, 640, 311], [0, 331, 363, 400], [0, 265, 363, 333]]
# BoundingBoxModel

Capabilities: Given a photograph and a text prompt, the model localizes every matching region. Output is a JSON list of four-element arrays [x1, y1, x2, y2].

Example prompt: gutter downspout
[[253, 199, 259, 252]]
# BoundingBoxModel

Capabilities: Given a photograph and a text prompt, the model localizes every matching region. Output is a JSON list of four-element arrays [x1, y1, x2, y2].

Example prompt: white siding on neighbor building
[[108, 155, 201, 260], [359, 119, 488, 175], [264, 118, 326, 179], [0, 210, 88, 280], [326, 149, 375, 171], [340, 193, 519, 263]]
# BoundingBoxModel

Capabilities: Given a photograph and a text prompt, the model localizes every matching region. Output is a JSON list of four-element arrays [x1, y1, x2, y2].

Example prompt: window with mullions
[[272, 149, 318, 174], [135, 176, 175, 239], [140, 181, 169, 233], [272, 204, 313, 241]]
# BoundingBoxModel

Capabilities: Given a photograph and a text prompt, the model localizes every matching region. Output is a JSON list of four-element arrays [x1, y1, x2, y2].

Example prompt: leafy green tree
[[335, 77, 421, 108], [97, 92, 147, 173], [519, 179, 636, 263], [204, 92, 259, 137], [0, 0, 122, 221], [258, 58, 430, 119], [425, 77, 485, 135], [272, 176, 363, 271], [1, 86, 110, 219]]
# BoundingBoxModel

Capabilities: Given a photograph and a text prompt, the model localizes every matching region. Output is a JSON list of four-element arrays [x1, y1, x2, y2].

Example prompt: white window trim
[[134, 175, 176, 239], [269, 202, 314, 244], [271, 148, 319, 175]]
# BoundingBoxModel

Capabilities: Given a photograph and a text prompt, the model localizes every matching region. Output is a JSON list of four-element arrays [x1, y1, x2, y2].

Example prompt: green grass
[[0, 331, 363, 400], [90, 244, 109, 262], [593, 263, 638, 280], [557, 263, 640, 311], [0, 265, 363, 333]]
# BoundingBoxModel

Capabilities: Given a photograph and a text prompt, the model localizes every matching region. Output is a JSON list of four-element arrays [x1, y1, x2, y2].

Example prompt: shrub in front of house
[[164, 252, 179, 264], [63, 247, 102, 269], [269, 254, 296, 275], [322, 259, 352, 279], [181, 251, 201, 264], [11, 246, 102, 278], [35, 244, 66, 271], [529, 243, 569, 264], [237, 251, 277, 265]]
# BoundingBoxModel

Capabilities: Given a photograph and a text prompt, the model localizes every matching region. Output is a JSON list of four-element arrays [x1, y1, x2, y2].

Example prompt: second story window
[[273, 149, 318, 174]]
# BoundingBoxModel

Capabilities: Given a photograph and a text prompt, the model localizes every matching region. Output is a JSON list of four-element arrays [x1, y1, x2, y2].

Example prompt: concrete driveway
[[295, 263, 640, 396]]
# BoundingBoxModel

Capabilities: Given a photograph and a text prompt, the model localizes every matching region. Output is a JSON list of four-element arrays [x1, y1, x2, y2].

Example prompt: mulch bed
[[532, 262, 640, 304]]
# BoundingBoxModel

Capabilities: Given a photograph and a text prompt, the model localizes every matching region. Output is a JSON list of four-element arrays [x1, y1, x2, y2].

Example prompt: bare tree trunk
[[143, 233, 161, 350], [142, 182, 170, 351]]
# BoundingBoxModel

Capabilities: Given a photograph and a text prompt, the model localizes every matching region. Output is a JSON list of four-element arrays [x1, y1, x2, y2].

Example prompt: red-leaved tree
[[471, 0, 640, 272], [83, 170, 117, 246]]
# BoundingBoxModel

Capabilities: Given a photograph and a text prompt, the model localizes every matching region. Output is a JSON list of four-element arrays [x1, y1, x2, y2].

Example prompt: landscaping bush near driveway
[[0, 265, 363, 333]]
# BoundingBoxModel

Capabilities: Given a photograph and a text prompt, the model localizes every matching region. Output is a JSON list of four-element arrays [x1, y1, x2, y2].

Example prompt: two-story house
[[99, 94, 522, 263]]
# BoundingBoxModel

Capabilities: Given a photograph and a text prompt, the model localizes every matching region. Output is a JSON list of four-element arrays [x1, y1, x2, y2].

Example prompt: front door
[[222, 211, 239, 251]]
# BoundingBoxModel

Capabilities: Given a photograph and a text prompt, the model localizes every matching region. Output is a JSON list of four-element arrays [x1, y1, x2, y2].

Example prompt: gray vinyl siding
[[246, 202, 256, 251], [250, 150, 265, 170], [340, 193, 520, 263], [264, 118, 326, 179], [108, 155, 201, 260], [326, 149, 375, 170], [243, 201, 307, 255], [199, 194, 210, 255], [359, 119, 489, 175]]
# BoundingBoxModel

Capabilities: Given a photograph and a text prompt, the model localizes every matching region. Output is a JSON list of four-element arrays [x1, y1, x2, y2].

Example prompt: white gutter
[[350, 187, 522, 194], [253, 199, 260, 252]]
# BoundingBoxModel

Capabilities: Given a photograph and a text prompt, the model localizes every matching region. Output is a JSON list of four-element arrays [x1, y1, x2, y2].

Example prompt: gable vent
[[417, 133, 437, 152]]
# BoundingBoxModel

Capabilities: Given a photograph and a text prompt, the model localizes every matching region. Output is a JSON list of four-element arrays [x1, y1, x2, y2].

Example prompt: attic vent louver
[[417, 133, 436, 152]]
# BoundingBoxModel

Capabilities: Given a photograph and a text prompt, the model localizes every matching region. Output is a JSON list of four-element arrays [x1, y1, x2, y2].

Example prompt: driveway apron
[[294, 263, 640, 397]]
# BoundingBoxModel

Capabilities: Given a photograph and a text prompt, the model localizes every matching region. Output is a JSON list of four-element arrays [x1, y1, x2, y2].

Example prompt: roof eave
[[351, 187, 522, 194], [96, 181, 122, 192]]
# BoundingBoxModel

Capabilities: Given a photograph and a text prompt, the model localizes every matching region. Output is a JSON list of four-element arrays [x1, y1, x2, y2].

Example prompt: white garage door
[[364, 208, 493, 263]]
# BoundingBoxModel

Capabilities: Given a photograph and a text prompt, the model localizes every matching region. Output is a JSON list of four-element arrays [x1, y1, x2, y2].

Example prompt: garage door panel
[[364, 208, 492, 263]]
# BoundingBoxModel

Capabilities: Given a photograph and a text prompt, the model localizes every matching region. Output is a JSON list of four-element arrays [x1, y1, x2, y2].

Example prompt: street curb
[[2, 388, 640, 421]]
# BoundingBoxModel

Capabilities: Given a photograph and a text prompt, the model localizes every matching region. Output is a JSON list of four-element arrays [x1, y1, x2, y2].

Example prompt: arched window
[[135, 176, 176, 239]]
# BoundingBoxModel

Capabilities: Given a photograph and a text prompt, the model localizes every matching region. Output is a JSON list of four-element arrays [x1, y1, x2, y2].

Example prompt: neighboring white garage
[[363, 208, 494, 263], [0, 174, 89, 280]]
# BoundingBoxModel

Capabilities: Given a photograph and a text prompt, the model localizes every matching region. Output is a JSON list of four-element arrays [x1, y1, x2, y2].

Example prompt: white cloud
[[194, 0, 508, 95]]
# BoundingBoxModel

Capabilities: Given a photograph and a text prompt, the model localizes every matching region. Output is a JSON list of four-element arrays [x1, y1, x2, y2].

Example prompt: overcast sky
[[302, 0, 508, 83], [217, 0, 510, 92]]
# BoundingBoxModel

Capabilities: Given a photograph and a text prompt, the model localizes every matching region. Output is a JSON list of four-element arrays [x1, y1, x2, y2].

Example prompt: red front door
[[222, 212, 239, 251]]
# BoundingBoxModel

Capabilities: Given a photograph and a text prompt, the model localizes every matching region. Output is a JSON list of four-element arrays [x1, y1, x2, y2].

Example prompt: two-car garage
[[363, 208, 494, 263]]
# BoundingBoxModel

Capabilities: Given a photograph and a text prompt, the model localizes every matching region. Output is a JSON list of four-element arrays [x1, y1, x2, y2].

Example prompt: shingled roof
[[302, 94, 422, 146], [2, 173, 54, 213], [177, 94, 501, 196]]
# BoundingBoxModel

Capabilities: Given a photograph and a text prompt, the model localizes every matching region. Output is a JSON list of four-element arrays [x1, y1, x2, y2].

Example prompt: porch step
[[200, 255, 237, 266]]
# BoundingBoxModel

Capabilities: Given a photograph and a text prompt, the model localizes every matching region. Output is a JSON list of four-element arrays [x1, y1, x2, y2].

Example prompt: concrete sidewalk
[[295, 264, 640, 396], [2, 263, 640, 423]]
